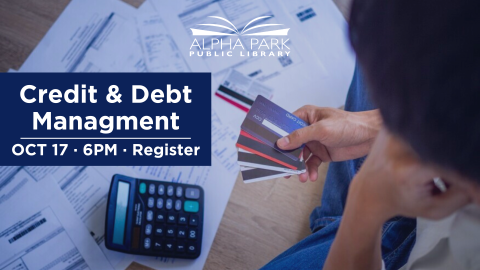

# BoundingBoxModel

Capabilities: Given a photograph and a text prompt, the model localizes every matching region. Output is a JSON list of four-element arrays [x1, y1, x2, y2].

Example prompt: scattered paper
[[136, 13, 190, 72], [0, 171, 114, 270], [5, 0, 357, 269]]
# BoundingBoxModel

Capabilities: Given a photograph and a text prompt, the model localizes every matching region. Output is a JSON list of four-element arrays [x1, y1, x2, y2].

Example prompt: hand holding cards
[[236, 95, 307, 183]]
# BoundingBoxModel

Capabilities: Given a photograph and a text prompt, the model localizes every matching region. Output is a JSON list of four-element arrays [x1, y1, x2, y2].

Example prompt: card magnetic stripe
[[242, 168, 286, 181], [215, 93, 250, 112], [240, 130, 264, 144], [217, 85, 254, 106], [238, 151, 286, 169], [241, 117, 302, 161], [236, 135, 304, 170]]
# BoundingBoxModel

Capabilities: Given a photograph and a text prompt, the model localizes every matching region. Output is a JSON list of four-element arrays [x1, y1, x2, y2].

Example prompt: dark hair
[[349, 0, 480, 181]]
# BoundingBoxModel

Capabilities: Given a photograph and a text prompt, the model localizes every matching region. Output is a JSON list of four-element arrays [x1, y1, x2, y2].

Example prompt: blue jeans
[[261, 66, 416, 270]]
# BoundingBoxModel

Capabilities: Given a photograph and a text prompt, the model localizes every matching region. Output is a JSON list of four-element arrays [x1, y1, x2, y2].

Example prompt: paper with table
[[6, 0, 355, 269]]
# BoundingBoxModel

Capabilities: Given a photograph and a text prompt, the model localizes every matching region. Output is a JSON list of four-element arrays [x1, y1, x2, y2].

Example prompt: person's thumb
[[276, 125, 317, 150]]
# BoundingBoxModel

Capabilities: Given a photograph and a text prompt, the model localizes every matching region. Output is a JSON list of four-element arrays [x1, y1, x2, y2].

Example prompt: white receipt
[[136, 13, 190, 72]]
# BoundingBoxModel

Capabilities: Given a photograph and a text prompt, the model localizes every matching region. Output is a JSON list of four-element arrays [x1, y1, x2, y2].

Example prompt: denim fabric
[[261, 65, 416, 270], [309, 66, 377, 231]]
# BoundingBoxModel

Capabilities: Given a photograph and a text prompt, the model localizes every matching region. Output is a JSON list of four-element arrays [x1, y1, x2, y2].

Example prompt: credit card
[[236, 133, 306, 171], [241, 95, 308, 161], [240, 166, 290, 183], [238, 148, 305, 174]]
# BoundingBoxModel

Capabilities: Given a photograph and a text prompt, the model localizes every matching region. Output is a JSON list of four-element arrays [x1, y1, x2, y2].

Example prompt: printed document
[[19, 0, 144, 72], [0, 173, 113, 270]]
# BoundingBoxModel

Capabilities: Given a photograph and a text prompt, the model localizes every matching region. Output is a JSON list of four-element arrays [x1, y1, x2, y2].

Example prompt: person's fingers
[[292, 105, 314, 122], [306, 155, 322, 181], [305, 141, 333, 163], [277, 125, 320, 150], [284, 175, 292, 179], [292, 105, 330, 124], [303, 146, 312, 161], [298, 172, 308, 182]]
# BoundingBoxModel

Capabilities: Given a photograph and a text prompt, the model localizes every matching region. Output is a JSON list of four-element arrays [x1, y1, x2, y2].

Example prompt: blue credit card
[[241, 95, 308, 161]]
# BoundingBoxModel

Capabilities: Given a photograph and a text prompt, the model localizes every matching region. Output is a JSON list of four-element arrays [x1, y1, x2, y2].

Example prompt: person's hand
[[276, 106, 382, 182], [348, 129, 472, 221]]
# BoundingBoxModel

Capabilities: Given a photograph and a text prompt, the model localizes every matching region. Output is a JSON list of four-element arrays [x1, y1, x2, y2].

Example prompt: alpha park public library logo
[[189, 16, 291, 58]]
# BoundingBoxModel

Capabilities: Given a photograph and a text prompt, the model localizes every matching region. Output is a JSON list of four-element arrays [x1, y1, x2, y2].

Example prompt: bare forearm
[[324, 177, 388, 270], [355, 109, 383, 143]]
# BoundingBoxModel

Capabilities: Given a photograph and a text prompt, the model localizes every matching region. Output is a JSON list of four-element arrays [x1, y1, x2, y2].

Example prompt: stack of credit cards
[[236, 95, 308, 183]]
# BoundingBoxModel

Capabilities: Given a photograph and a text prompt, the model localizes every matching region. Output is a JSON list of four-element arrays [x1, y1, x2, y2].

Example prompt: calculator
[[105, 174, 204, 259]]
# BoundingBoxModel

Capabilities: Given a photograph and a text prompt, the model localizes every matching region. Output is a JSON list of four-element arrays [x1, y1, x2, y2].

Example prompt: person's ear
[[465, 182, 480, 205]]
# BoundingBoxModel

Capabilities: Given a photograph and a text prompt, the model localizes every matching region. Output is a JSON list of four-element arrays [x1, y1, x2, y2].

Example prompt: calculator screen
[[113, 181, 130, 245]]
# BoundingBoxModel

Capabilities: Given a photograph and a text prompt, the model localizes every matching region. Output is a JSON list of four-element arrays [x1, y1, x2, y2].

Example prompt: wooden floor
[[0, 0, 351, 268]]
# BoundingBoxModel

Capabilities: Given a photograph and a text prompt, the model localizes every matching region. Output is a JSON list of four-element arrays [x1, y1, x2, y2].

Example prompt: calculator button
[[148, 184, 155, 195], [144, 238, 151, 249], [139, 183, 147, 194], [156, 212, 165, 223], [165, 241, 174, 252], [146, 210, 153, 221], [175, 200, 182, 211], [189, 215, 199, 226], [188, 229, 197, 240], [176, 186, 183, 197], [177, 242, 185, 252], [156, 198, 164, 209], [166, 199, 173, 210], [185, 188, 200, 199], [153, 240, 162, 250], [166, 227, 175, 237], [158, 184, 165, 195], [167, 214, 177, 224], [154, 226, 164, 236], [167, 185, 174, 196], [187, 244, 196, 254], [177, 228, 186, 238], [184, 201, 199, 213], [178, 214, 188, 225], [147, 197, 154, 208], [145, 224, 152, 235]]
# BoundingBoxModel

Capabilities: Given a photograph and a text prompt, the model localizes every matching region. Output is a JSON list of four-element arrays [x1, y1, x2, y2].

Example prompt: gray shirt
[[382, 205, 480, 270]]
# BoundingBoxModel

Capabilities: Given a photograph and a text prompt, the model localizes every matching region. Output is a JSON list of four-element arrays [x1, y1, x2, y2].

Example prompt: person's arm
[[324, 130, 471, 270], [324, 175, 388, 270]]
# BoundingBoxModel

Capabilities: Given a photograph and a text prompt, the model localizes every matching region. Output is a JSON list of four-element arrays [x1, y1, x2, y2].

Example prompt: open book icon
[[190, 16, 289, 36]]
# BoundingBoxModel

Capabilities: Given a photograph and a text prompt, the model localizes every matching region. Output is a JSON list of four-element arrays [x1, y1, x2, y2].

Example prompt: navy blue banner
[[0, 73, 211, 166]]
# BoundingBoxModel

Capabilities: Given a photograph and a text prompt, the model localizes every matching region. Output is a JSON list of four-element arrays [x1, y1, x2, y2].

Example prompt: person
[[261, 0, 480, 269]]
